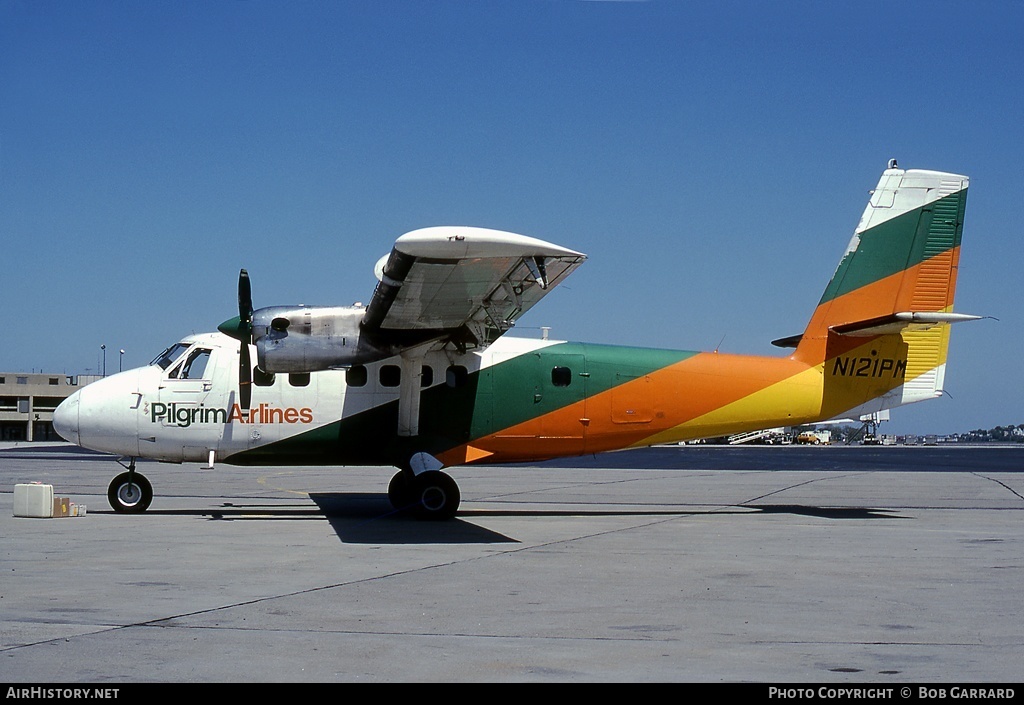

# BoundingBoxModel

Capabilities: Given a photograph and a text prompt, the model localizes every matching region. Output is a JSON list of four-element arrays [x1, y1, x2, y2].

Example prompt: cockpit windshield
[[150, 342, 192, 370], [169, 348, 211, 380]]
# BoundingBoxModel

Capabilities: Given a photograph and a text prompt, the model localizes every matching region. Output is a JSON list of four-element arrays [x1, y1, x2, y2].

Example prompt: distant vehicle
[[796, 430, 831, 445]]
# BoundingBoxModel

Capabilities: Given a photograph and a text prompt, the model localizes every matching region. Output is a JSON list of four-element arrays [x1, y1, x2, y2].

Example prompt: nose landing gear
[[108, 458, 153, 513]]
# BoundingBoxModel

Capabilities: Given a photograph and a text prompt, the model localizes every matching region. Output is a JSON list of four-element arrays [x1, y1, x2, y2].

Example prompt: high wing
[[363, 226, 586, 350], [219, 226, 586, 381]]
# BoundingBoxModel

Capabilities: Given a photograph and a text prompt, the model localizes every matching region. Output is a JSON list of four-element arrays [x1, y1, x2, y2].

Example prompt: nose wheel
[[108, 465, 153, 513]]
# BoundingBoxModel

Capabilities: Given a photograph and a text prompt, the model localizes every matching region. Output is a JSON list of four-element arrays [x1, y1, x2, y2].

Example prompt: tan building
[[0, 373, 101, 441]]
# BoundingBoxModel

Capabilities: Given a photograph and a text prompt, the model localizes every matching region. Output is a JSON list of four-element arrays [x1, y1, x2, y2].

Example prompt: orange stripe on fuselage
[[586, 352, 819, 452], [436, 352, 815, 465]]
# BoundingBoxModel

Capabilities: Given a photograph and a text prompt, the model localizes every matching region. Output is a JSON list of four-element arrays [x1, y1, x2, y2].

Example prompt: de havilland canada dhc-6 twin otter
[[53, 162, 982, 519]]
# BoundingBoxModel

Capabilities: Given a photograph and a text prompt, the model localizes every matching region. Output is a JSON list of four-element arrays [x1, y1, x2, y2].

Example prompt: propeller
[[237, 269, 253, 411], [218, 269, 254, 411]]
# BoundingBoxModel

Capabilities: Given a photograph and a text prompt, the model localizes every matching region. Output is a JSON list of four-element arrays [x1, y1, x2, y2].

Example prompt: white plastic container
[[13, 483, 55, 518]]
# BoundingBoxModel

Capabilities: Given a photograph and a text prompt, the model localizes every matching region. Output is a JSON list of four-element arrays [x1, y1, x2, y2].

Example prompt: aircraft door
[[151, 346, 216, 462]]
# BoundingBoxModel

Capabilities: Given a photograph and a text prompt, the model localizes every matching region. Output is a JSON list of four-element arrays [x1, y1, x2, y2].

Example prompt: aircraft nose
[[53, 391, 81, 445]]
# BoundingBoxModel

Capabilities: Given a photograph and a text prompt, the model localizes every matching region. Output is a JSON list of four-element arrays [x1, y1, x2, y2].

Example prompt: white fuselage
[[53, 332, 559, 464]]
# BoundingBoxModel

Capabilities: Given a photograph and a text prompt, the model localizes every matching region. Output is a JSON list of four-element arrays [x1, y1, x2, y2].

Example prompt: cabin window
[[182, 349, 211, 379], [421, 365, 433, 387], [289, 373, 310, 387], [254, 368, 275, 387], [346, 365, 367, 387], [551, 366, 572, 387], [446, 365, 468, 388], [379, 365, 401, 388]]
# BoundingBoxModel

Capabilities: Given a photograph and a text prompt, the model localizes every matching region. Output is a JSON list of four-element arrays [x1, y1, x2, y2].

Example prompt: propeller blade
[[239, 336, 252, 411], [238, 269, 253, 324], [237, 269, 254, 411]]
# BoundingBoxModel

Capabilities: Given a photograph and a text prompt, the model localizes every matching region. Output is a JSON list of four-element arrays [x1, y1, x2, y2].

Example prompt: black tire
[[388, 470, 415, 512], [410, 471, 460, 521], [108, 471, 153, 514]]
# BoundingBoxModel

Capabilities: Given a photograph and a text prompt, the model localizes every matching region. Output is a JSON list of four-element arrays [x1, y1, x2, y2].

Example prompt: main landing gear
[[387, 469, 461, 520], [108, 458, 153, 514]]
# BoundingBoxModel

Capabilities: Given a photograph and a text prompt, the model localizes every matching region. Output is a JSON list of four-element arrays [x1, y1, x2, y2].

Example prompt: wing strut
[[397, 349, 425, 437]]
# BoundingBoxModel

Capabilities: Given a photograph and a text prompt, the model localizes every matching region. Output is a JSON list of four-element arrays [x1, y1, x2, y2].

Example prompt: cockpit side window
[[169, 349, 212, 380], [150, 343, 192, 370]]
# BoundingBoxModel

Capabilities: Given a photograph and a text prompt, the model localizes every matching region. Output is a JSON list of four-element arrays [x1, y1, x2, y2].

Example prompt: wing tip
[[396, 226, 585, 259]]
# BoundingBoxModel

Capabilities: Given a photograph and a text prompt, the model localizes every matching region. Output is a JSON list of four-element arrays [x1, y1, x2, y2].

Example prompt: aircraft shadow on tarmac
[[101, 493, 906, 545], [105, 493, 518, 544], [750, 504, 906, 520]]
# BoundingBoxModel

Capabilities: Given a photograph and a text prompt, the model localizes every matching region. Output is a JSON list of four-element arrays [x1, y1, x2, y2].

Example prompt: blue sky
[[2, 1, 1021, 435]]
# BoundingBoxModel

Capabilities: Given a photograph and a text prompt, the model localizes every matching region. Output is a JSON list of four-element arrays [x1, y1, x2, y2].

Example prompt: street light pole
[[120, 349, 125, 373], [101, 345, 106, 377]]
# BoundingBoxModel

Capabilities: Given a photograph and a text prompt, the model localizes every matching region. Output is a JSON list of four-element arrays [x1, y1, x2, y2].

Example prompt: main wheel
[[410, 471, 460, 521], [388, 470, 415, 511], [108, 471, 153, 514]]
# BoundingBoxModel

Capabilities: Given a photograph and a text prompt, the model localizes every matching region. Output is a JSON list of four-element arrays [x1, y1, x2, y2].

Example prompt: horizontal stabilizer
[[830, 312, 985, 337], [771, 334, 802, 349], [772, 311, 983, 348]]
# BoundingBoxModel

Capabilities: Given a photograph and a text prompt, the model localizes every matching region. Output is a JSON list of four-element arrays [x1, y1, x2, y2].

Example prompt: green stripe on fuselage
[[226, 341, 696, 466]]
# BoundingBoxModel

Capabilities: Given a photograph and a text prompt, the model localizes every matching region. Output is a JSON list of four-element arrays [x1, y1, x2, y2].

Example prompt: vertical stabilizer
[[793, 164, 971, 416]]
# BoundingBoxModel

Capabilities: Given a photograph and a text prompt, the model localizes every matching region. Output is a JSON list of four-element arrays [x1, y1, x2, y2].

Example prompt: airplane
[[53, 162, 981, 520]]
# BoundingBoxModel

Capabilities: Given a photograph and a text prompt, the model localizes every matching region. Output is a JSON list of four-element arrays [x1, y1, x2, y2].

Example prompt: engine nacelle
[[252, 305, 399, 373]]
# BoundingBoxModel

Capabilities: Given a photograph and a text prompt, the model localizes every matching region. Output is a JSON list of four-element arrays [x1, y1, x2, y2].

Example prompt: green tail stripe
[[818, 188, 967, 305]]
